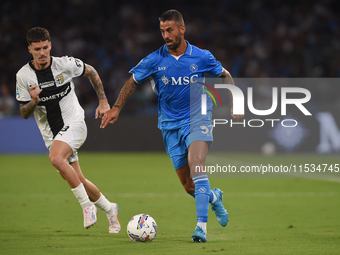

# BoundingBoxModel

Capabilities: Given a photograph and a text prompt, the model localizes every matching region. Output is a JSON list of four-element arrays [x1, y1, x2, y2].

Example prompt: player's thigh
[[49, 140, 73, 162]]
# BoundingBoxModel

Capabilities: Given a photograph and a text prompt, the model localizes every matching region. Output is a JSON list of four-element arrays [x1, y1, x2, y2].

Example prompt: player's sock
[[193, 174, 210, 227], [71, 183, 93, 208], [197, 222, 207, 235], [189, 190, 217, 204], [94, 193, 114, 215], [210, 190, 217, 203]]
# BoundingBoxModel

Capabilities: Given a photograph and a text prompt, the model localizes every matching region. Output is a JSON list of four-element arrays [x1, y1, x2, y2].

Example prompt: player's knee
[[190, 157, 205, 172], [49, 154, 65, 170]]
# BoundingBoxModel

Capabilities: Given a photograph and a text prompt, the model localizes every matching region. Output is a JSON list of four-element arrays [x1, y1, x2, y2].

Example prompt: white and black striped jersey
[[16, 56, 86, 149]]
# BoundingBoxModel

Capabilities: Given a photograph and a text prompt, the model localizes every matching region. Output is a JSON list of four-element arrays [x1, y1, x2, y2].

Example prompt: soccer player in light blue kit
[[101, 10, 242, 242]]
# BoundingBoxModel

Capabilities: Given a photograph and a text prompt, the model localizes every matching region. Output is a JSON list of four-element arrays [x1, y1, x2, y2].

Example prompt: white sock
[[71, 183, 92, 208], [94, 193, 113, 215], [197, 222, 207, 235]]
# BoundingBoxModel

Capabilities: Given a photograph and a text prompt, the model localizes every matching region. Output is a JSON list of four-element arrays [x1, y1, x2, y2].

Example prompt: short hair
[[159, 9, 185, 26], [26, 27, 50, 45]]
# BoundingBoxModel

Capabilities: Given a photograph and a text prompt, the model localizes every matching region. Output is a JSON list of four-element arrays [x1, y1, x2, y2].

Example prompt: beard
[[37, 56, 49, 68], [40, 62, 48, 67], [166, 34, 182, 50]]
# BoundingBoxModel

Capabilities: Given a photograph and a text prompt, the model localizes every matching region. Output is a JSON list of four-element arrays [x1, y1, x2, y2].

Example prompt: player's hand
[[231, 105, 244, 122], [29, 85, 42, 104], [100, 107, 120, 128], [95, 100, 110, 119]]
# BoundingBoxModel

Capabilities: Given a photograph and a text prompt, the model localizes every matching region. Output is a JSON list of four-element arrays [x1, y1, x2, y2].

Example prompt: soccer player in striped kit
[[16, 27, 120, 233]]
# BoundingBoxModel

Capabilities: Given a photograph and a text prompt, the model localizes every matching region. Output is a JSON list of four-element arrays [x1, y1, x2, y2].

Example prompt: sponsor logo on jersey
[[161, 75, 170, 85], [170, 74, 199, 85], [161, 74, 199, 85], [39, 81, 55, 89], [39, 84, 71, 102], [55, 74, 64, 85], [158, 66, 166, 70]]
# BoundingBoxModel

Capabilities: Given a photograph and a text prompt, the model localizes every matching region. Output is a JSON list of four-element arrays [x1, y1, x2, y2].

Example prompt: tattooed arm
[[219, 68, 243, 121], [83, 64, 110, 119], [100, 76, 137, 128], [19, 84, 42, 119]]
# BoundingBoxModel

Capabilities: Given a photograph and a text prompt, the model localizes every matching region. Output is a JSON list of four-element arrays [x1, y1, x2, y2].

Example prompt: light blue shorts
[[162, 113, 213, 170]]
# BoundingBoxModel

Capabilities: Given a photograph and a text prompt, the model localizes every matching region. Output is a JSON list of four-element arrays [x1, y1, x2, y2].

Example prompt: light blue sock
[[189, 190, 216, 204], [192, 174, 210, 223]]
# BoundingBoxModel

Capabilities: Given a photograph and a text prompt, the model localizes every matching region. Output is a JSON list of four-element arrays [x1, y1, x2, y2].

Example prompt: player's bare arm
[[19, 84, 42, 119], [100, 76, 137, 128], [83, 64, 110, 119], [113, 76, 137, 109], [220, 68, 244, 121]]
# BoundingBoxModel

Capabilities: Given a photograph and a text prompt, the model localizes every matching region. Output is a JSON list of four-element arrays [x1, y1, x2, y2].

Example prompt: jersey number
[[59, 126, 70, 136], [200, 125, 213, 137]]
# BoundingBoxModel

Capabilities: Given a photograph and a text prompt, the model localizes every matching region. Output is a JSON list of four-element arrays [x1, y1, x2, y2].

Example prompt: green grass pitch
[[0, 152, 340, 254]]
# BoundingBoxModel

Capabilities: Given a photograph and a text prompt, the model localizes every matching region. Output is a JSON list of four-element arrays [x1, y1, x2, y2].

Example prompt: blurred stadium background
[[0, 0, 340, 154]]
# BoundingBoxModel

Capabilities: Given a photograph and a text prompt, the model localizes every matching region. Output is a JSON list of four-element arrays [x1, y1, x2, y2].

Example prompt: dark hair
[[159, 9, 185, 26], [26, 27, 50, 45]]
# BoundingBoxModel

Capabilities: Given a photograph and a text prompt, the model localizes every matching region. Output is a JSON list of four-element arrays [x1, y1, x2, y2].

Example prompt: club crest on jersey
[[190, 64, 198, 72], [55, 74, 64, 85]]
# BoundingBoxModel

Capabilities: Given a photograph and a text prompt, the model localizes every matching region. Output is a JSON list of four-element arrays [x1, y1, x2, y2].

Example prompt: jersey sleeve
[[203, 50, 223, 77], [16, 72, 31, 104], [66, 56, 85, 78], [129, 53, 158, 84]]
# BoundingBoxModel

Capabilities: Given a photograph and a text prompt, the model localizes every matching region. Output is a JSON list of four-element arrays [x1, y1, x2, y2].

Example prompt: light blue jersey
[[130, 41, 223, 131]]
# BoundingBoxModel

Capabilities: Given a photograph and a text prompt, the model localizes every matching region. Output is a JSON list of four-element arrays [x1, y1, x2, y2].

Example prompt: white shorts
[[51, 120, 87, 163]]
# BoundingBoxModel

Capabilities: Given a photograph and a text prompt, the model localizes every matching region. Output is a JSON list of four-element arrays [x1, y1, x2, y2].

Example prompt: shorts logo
[[55, 74, 64, 85], [190, 64, 198, 72]]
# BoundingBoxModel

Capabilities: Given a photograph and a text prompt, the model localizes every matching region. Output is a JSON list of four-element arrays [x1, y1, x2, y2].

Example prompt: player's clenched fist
[[29, 84, 42, 104]]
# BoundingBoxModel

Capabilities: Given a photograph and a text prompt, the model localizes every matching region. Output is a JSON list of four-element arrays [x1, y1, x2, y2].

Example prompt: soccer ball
[[127, 214, 158, 242]]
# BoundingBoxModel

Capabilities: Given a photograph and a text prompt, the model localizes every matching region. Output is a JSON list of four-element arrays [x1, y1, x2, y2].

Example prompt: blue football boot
[[192, 226, 207, 243], [211, 188, 229, 227]]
